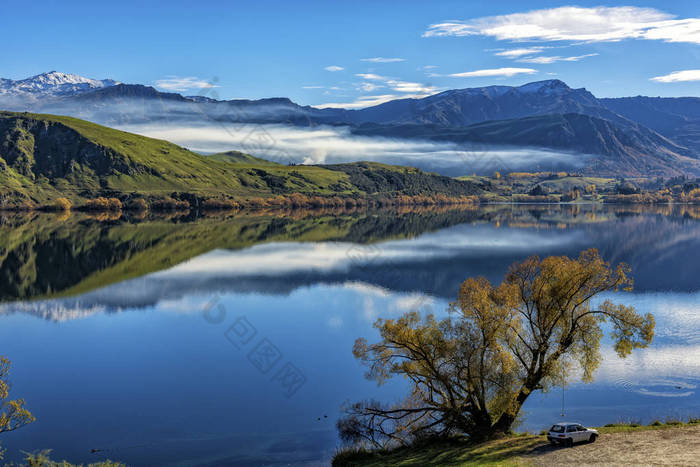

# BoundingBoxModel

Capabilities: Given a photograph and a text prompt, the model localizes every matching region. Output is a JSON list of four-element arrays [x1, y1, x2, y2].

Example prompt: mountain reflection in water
[[0, 204, 698, 466]]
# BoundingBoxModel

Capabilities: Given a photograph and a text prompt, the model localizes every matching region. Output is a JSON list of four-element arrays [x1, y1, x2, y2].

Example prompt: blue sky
[[2, 0, 699, 106]]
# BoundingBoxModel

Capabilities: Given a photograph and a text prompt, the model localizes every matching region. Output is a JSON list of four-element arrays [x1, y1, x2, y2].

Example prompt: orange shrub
[[107, 198, 122, 211], [202, 198, 240, 210], [150, 197, 190, 211], [82, 197, 110, 211], [128, 198, 149, 211], [53, 197, 72, 211]]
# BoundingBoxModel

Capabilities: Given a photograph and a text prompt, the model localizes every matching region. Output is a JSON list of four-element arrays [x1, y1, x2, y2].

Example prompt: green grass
[[207, 150, 281, 165], [597, 418, 700, 434], [333, 435, 539, 467]]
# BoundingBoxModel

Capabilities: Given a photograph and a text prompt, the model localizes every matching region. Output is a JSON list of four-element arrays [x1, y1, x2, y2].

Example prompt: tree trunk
[[490, 387, 532, 435]]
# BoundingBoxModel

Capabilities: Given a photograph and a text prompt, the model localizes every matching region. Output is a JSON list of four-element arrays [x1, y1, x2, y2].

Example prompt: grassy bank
[[333, 418, 700, 466]]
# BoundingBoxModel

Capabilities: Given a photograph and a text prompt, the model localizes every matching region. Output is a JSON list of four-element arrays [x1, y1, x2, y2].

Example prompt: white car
[[547, 422, 599, 446]]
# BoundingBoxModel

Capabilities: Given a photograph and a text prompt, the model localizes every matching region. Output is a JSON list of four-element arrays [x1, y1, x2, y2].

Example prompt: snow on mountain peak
[[516, 79, 570, 94], [0, 71, 119, 97]]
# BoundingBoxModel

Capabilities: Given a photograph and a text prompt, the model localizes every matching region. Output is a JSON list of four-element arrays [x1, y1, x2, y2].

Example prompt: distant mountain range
[[0, 71, 118, 99], [1, 71, 699, 176]]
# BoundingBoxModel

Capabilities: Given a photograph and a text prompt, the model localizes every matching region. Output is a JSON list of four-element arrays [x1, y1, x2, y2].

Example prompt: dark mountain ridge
[[339, 80, 632, 128], [354, 113, 697, 176], [600, 96, 700, 155]]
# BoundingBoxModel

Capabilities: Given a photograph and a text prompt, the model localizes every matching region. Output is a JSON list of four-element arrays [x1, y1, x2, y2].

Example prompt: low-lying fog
[[0, 94, 594, 175], [118, 122, 588, 175]]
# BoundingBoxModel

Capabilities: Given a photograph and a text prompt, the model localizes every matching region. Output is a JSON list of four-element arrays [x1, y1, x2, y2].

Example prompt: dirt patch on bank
[[526, 425, 700, 466]]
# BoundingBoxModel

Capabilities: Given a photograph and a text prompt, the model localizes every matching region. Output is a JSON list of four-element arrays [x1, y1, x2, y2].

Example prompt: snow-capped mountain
[[0, 71, 118, 97]]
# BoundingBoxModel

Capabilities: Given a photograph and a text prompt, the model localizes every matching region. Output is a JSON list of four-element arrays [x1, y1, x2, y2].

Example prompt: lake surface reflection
[[0, 204, 699, 466]]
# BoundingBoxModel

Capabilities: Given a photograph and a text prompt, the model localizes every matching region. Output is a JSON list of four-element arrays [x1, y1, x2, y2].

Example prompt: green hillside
[[0, 111, 480, 207], [207, 150, 281, 165]]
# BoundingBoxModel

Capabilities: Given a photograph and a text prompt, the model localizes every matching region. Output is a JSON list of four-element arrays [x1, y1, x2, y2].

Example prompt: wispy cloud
[[324, 65, 344, 72], [386, 80, 437, 94], [302, 85, 324, 89], [447, 67, 537, 78], [651, 69, 700, 83], [518, 53, 598, 64], [355, 73, 387, 80], [494, 47, 545, 58], [361, 57, 405, 63], [316, 88, 441, 109], [316, 94, 403, 109], [354, 74, 438, 95], [357, 82, 384, 92], [423, 6, 700, 44], [155, 76, 218, 92]]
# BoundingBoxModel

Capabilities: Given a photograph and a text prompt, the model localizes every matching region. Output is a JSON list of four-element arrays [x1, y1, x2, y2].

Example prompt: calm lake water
[[1, 204, 699, 466]]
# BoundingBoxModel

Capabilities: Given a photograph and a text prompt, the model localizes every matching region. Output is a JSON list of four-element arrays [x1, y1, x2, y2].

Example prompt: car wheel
[[567, 438, 574, 447], [589, 434, 597, 443]]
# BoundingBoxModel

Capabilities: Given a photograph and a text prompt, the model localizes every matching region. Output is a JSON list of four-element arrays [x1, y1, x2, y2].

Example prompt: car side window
[[566, 425, 575, 432]]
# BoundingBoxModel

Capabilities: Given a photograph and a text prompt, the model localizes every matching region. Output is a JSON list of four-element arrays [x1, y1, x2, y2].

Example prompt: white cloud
[[155, 76, 218, 92], [447, 67, 537, 78], [650, 69, 700, 83], [154, 228, 583, 280], [386, 79, 438, 94], [423, 6, 700, 44], [358, 82, 383, 92], [517, 53, 599, 64], [390, 294, 434, 313], [354, 74, 438, 95], [494, 47, 545, 58], [324, 65, 344, 72], [361, 57, 405, 63], [302, 85, 324, 89], [320, 82, 438, 108], [316, 94, 406, 109], [355, 73, 387, 81]]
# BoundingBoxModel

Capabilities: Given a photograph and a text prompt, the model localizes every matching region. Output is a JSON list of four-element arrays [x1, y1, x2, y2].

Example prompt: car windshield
[[550, 425, 565, 432]]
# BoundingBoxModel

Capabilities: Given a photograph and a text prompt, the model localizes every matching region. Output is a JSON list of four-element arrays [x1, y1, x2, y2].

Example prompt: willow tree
[[339, 249, 654, 447], [1, 356, 35, 435]]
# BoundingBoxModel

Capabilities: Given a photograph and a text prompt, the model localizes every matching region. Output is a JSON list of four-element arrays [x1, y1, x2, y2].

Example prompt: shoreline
[[334, 418, 700, 466]]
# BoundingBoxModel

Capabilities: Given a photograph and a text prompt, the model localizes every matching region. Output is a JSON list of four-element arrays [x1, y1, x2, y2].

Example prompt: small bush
[[128, 198, 148, 211], [82, 197, 109, 211], [23, 449, 125, 467], [82, 197, 122, 212], [54, 197, 72, 211], [107, 198, 122, 211], [202, 198, 240, 210], [150, 197, 190, 211]]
